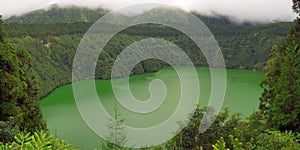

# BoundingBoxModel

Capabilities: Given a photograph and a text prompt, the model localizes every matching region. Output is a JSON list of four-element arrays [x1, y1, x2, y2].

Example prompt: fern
[[31, 131, 52, 150], [0, 131, 76, 150], [11, 132, 32, 150]]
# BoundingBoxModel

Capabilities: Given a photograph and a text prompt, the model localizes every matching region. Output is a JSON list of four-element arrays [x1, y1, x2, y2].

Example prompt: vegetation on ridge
[[0, 3, 300, 149], [3, 10, 291, 97]]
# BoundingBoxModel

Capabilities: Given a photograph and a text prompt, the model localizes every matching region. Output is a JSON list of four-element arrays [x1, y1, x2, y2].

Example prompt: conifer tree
[[259, 0, 300, 131], [101, 105, 129, 150], [0, 15, 45, 142]]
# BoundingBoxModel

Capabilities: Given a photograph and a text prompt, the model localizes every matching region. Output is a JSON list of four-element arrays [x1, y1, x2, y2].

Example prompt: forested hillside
[[4, 5, 108, 24], [3, 6, 292, 97], [1, 3, 300, 149]]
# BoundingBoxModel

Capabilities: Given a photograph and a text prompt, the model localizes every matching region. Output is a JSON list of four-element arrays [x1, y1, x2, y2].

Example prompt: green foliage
[[4, 6, 108, 24], [1, 6, 299, 150], [259, 14, 300, 132], [0, 20, 45, 142], [228, 134, 245, 150], [256, 130, 300, 149], [140, 145, 164, 150], [212, 130, 300, 150], [293, 0, 300, 16], [166, 105, 243, 150], [212, 137, 229, 150], [0, 130, 76, 150], [166, 104, 275, 150], [0, 118, 19, 143], [2, 20, 290, 98], [101, 105, 129, 150], [1, 7, 291, 99]]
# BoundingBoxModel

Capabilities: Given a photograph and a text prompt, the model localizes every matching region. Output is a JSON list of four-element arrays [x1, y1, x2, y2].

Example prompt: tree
[[166, 105, 241, 150], [259, 1, 300, 131], [0, 16, 45, 142], [212, 130, 300, 150], [101, 105, 129, 150], [293, 0, 300, 17]]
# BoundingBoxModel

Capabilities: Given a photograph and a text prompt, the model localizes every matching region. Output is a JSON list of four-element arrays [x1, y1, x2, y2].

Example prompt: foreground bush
[[212, 130, 300, 150], [0, 130, 76, 150]]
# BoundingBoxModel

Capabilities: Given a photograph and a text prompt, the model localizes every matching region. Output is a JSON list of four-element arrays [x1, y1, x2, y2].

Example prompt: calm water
[[40, 67, 264, 149]]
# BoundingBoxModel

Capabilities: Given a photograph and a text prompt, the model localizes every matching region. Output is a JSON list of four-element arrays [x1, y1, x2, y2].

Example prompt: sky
[[0, 0, 296, 22]]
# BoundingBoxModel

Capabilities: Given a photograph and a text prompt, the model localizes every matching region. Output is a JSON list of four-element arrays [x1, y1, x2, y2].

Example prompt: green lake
[[40, 67, 264, 149]]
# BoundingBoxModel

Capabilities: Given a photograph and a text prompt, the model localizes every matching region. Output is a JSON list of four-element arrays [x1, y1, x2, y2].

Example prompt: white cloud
[[0, 0, 296, 22]]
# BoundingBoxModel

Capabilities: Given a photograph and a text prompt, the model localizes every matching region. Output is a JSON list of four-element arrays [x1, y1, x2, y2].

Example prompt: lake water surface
[[40, 67, 264, 149]]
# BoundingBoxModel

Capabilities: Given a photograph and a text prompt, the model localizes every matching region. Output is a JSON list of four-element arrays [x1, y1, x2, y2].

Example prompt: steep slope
[[2, 7, 292, 97]]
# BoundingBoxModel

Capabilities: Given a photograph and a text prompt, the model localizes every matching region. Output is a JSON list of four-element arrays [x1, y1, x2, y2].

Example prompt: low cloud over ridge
[[0, 0, 296, 23]]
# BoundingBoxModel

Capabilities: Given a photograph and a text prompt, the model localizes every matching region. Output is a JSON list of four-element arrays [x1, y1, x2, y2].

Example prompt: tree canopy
[[259, 0, 300, 132], [0, 15, 45, 142]]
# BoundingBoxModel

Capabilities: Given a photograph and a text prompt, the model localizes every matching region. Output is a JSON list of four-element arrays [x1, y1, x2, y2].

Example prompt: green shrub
[[0, 130, 76, 150], [0, 117, 19, 143], [256, 130, 300, 150]]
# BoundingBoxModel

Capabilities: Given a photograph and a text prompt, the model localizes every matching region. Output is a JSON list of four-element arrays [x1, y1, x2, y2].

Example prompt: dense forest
[[2, 6, 291, 97], [0, 1, 300, 149]]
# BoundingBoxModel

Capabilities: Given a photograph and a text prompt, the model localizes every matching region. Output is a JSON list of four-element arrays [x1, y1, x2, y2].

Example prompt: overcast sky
[[0, 0, 296, 22]]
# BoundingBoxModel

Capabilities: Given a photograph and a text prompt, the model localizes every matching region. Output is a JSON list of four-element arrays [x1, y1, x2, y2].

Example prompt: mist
[[0, 0, 296, 22]]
